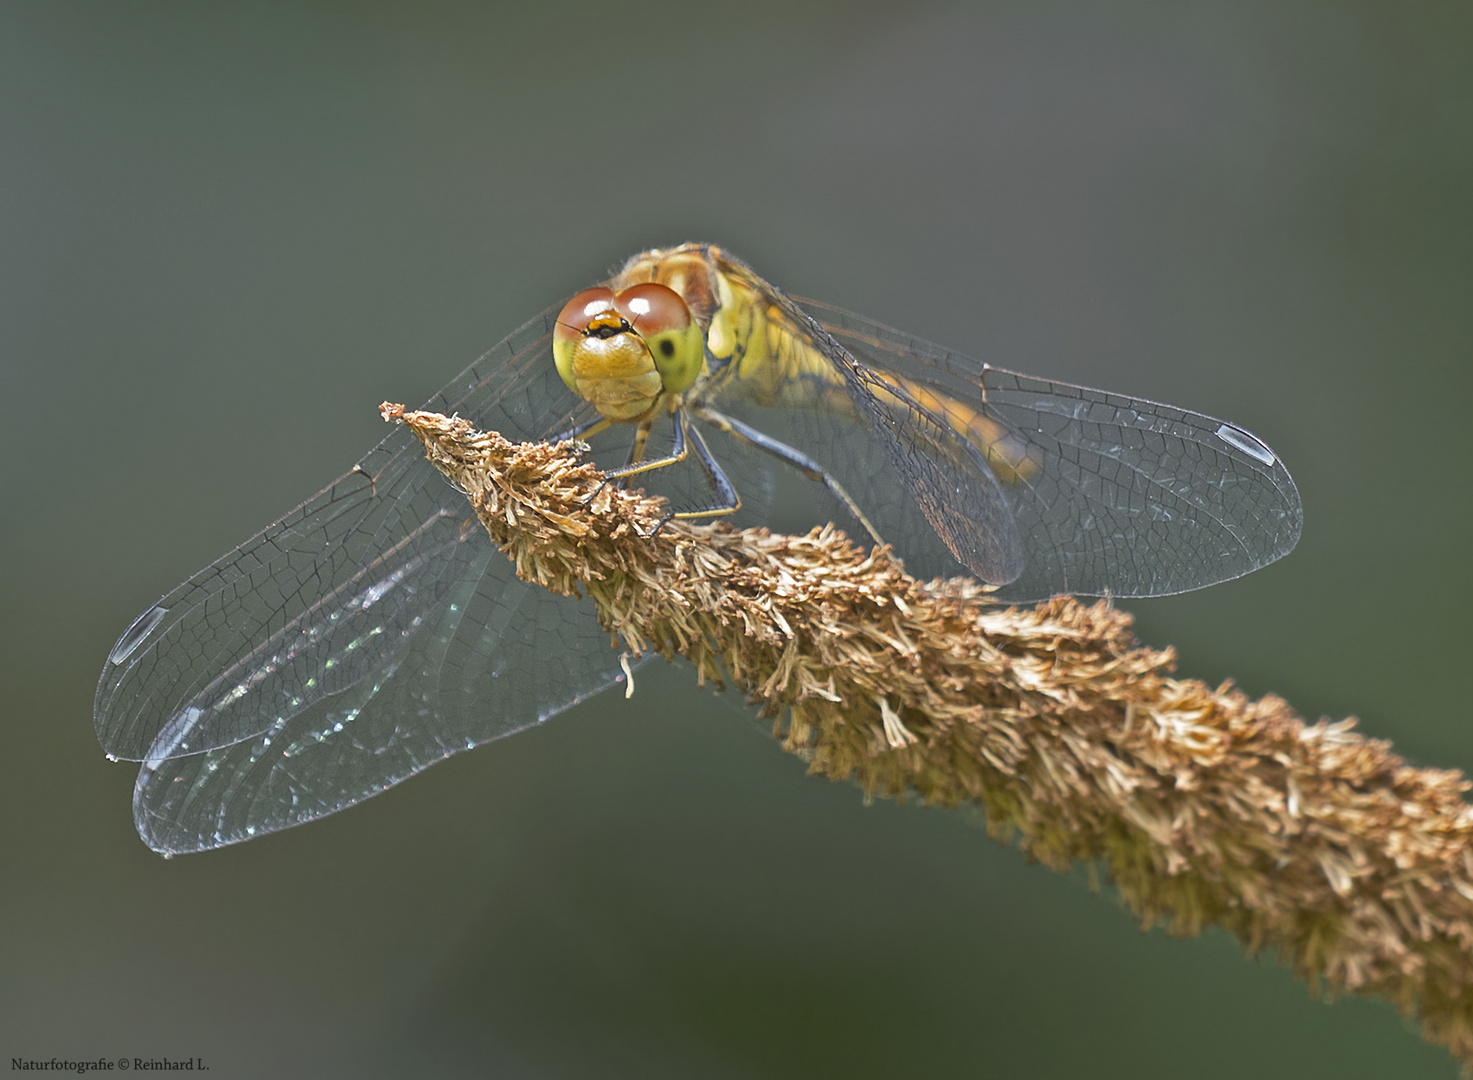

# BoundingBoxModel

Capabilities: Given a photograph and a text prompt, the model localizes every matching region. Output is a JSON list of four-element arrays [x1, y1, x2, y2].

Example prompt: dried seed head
[[384, 402, 1473, 1070]]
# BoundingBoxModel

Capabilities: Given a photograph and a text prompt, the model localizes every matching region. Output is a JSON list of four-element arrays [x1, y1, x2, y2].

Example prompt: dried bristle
[[383, 402, 1473, 1070]]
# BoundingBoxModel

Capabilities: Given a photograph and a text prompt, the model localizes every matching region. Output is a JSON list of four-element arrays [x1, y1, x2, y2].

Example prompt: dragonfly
[[95, 243, 1302, 854]]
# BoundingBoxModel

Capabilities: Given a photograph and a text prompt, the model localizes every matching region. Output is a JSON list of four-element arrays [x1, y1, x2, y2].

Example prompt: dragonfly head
[[553, 283, 704, 422]]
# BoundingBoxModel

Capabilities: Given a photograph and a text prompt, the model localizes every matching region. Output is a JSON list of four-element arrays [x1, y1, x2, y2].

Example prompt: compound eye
[[615, 283, 703, 393], [555, 287, 617, 341], [553, 288, 618, 391], [615, 283, 691, 336]]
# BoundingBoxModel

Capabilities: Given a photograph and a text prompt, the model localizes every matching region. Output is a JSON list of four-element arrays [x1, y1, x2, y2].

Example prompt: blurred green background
[[2, 2, 1470, 1076]]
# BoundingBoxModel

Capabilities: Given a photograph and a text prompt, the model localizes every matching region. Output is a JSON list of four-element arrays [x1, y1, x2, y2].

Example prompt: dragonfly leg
[[573, 408, 743, 534], [585, 412, 690, 515], [624, 419, 652, 469], [598, 415, 656, 499], [694, 406, 885, 548], [645, 413, 742, 536], [603, 412, 687, 480], [551, 415, 610, 444], [553, 415, 625, 508]]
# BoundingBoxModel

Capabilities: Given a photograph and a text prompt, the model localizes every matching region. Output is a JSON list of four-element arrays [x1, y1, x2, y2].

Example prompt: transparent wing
[[95, 304, 647, 854], [95, 266, 1305, 853], [783, 299, 1302, 600]]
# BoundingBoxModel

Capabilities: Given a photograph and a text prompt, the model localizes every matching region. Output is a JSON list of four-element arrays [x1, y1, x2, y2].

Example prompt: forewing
[[96, 303, 639, 853], [799, 299, 1303, 600]]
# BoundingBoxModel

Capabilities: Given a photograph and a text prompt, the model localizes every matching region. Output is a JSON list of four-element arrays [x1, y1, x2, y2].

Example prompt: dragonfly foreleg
[[694, 406, 885, 548], [551, 414, 609, 445], [608, 411, 743, 536], [584, 412, 694, 524], [665, 413, 740, 522], [602, 412, 687, 481]]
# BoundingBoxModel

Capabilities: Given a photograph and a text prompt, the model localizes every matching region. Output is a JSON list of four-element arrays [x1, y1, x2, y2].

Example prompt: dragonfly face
[[552, 282, 703, 422], [96, 243, 1303, 854]]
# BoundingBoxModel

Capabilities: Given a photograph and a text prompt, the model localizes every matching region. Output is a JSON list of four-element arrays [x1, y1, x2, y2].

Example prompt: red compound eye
[[554, 287, 617, 347], [614, 283, 692, 337]]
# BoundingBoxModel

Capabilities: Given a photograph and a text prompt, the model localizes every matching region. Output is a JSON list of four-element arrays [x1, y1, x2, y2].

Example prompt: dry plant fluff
[[384, 402, 1473, 1068]]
